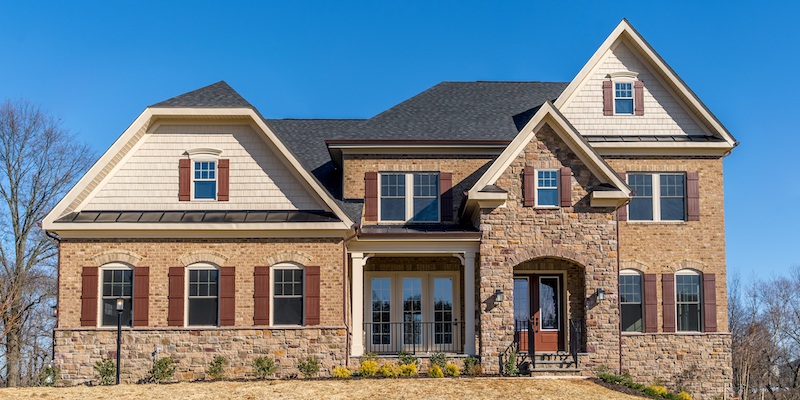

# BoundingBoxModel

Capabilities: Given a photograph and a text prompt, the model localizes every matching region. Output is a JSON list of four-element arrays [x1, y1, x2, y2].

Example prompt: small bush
[[252, 356, 276, 379], [207, 355, 228, 381], [463, 356, 480, 374], [398, 350, 418, 366], [648, 385, 668, 397], [503, 343, 519, 376], [359, 360, 379, 377], [298, 356, 320, 378], [594, 364, 610, 375], [677, 391, 693, 400], [377, 362, 401, 378], [359, 352, 379, 365], [94, 358, 116, 386], [149, 357, 176, 383], [663, 393, 682, 400], [598, 372, 624, 384], [643, 387, 664, 398], [429, 352, 448, 369], [444, 363, 459, 377], [332, 366, 352, 379], [468, 364, 483, 377], [39, 365, 60, 387], [400, 363, 418, 377], [428, 365, 444, 378]]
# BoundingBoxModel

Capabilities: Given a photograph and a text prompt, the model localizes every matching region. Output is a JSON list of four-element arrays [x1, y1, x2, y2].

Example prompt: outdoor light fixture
[[596, 288, 606, 301], [115, 297, 123, 385], [494, 289, 504, 304], [49, 304, 57, 318]]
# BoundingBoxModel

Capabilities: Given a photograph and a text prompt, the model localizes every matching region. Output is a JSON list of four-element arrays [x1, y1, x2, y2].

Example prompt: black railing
[[504, 318, 585, 372], [364, 321, 463, 354], [568, 318, 584, 366]]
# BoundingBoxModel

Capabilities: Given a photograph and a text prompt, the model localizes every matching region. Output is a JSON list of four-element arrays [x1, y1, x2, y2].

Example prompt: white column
[[464, 251, 476, 355], [350, 252, 365, 357]]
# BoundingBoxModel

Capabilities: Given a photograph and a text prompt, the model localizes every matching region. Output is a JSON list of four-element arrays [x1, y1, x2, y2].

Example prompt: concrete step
[[528, 367, 582, 377]]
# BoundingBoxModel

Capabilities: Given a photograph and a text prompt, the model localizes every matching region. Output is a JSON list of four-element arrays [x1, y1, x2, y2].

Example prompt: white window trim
[[619, 269, 644, 333], [97, 262, 134, 328], [534, 168, 560, 209], [627, 172, 686, 222], [185, 262, 220, 328], [270, 262, 305, 327], [675, 269, 703, 333], [613, 81, 634, 115], [377, 172, 441, 223], [364, 271, 460, 349]]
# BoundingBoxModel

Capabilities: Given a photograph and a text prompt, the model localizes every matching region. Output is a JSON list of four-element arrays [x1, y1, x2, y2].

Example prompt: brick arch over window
[[620, 260, 652, 274], [264, 250, 313, 267], [177, 250, 228, 267], [91, 250, 143, 267], [668, 259, 708, 273], [507, 247, 592, 268]]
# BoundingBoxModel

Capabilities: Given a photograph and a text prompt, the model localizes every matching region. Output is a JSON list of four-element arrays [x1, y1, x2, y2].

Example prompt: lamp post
[[115, 297, 123, 385]]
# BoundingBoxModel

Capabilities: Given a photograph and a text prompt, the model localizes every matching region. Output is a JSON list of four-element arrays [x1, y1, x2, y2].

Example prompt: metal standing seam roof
[[55, 210, 341, 223]]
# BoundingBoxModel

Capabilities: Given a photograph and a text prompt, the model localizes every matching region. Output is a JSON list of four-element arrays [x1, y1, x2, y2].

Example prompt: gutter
[[342, 223, 361, 367]]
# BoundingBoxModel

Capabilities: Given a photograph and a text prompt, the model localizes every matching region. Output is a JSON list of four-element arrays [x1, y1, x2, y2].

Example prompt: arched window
[[676, 269, 702, 332], [186, 263, 219, 326], [272, 263, 304, 326], [99, 263, 133, 327], [620, 269, 643, 332]]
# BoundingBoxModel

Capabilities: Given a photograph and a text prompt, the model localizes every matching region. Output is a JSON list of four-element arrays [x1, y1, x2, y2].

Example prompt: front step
[[528, 367, 582, 377]]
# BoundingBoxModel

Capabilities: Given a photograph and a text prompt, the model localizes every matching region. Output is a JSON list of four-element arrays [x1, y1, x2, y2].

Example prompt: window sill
[[622, 331, 725, 336], [533, 206, 560, 210], [192, 198, 218, 202], [625, 220, 687, 225]]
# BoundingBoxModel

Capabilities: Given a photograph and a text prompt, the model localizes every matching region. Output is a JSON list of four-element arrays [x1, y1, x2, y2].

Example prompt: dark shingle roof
[[150, 81, 253, 108]]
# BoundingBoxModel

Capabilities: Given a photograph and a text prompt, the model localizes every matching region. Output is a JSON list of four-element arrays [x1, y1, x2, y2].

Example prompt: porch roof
[[359, 224, 481, 239]]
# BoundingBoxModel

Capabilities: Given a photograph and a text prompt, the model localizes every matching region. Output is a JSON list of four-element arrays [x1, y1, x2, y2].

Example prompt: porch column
[[464, 251, 476, 355], [351, 252, 365, 357]]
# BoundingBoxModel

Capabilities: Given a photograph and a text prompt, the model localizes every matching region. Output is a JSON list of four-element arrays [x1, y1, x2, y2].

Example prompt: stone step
[[528, 367, 582, 376]]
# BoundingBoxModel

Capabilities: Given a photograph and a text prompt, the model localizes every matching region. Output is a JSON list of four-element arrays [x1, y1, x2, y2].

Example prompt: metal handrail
[[363, 321, 463, 354]]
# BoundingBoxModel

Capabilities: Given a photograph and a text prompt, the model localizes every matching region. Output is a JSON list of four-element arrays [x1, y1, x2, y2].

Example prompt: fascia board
[[49, 221, 349, 232], [42, 108, 155, 229], [53, 227, 350, 239], [590, 190, 629, 207], [554, 20, 736, 147], [347, 240, 481, 254]]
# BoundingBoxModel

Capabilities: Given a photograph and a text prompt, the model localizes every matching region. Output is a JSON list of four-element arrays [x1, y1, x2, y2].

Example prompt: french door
[[513, 274, 564, 352]]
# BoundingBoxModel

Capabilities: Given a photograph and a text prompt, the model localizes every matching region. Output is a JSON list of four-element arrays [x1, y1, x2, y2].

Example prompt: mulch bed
[[587, 377, 658, 399]]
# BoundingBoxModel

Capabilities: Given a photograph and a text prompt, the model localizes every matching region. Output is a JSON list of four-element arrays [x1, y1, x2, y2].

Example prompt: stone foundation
[[621, 333, 732, 400], [54, 327, 347, 385]]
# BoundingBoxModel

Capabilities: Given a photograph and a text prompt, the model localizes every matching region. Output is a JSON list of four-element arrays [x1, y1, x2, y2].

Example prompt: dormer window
[[179, 148, 229, 202], [379, 172, 440, 222], [614, 83, 633, 114], [193, 161, 216, 200], [604, 71, 643, 116]]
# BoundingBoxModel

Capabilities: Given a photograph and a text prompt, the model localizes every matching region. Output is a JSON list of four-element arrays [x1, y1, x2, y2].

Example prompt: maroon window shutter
[[364, 172, 378, 221], [179, 159, 191, 201], [523, 167, 535, 207], [603, 81, 613, 116], [133, 267, 150, 327], [559, 167, 572, 207], [217, 159, 229, 201], [305, 266, 321, 325], [643, 274, 658, 333], [634, 81, 644, 116], [168, 267, 185, 326], [687, 172, 700, 221], [703, 273, 718, 332], [80, 267, 98, 327], [219, 267, 236, 326], [617, 172, 627, 221], [440, 172, 453, 222], [662, 274, 676, 333], [253, 266, 270, 325]]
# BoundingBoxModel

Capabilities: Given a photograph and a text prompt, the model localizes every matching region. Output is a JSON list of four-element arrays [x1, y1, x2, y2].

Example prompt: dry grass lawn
[[0, 378, 643, 399]]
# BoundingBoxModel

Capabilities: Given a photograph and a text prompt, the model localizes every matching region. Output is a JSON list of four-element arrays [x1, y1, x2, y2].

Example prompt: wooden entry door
[[514, 274, 564, 352]]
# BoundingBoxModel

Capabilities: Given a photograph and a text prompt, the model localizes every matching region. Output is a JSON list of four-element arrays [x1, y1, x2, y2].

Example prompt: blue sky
[[1, 1, 797, 279]]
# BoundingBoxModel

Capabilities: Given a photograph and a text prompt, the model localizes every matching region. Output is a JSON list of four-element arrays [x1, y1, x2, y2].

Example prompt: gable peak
[[150, 81, 253, 108]]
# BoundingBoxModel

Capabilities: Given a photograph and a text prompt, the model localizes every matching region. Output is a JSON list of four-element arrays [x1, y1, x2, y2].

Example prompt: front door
[[514, 274, 564, 352]]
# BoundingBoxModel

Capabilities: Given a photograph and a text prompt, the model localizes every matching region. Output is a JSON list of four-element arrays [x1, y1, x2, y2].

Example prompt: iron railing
[[502, 317, 585, 372], [364, 321, 463, 354]]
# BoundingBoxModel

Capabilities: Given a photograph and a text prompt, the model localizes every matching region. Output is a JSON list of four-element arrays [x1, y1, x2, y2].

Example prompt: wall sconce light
[[596, 288, 606, 301], [49, 304, 57, 318], [494, 289, 504, 304]]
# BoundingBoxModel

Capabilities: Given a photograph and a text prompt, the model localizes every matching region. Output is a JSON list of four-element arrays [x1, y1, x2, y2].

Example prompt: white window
[[379, 173, 439, 222], [535, 169, 559, 207], [676, 269, 702, 332], [186, 263, 219, 326], [271, 263, 304, 326], [620, 269, 643, 332], [364, 272, 459, 352], [614, 82, 633, 114], [193, 161, 217, 200], [99, 263, 133, 327], [628, 173, 686, 221]]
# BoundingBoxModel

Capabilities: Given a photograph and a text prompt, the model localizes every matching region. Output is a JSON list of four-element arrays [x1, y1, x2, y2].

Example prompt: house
[[43, 20, 735, 397]]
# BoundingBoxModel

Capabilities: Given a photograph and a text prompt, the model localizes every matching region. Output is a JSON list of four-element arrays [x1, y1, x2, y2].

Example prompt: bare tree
[[0, 99, 92, 387]]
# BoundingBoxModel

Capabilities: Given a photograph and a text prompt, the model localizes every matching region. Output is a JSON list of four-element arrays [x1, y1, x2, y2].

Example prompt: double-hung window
[[273, 265, 304, 326], [100, 265, 133, 327], [628, 173, 686, 221], [676, 270, 702, 332], [615, 82, 634, 114], [379, 173, 439, 222], [620, 270, 643, 332], [535, 169, 559, 207], [193, 161, 216, 199], [187, 265, 218, 326]]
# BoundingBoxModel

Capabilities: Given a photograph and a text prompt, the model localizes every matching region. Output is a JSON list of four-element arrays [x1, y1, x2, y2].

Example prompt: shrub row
[[595, 366, 693, 400]]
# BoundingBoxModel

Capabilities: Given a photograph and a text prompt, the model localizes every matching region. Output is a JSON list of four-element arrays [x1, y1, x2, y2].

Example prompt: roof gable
[[150, 81, 253, 108], [554, 19, 736, 147]]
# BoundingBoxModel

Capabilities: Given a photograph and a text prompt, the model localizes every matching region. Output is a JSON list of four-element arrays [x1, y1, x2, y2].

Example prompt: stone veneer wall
[[478, 123, 619, 373], [622, 333, 732, 399], [55, 327, 347, 385]]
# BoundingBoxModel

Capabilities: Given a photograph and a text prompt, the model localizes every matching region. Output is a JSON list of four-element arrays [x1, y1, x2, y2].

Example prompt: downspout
[[342, 223, 361, 367], [615, 199, 630, 375]]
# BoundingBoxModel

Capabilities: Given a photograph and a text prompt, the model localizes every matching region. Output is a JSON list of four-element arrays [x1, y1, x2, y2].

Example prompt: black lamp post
[[115, 297, 123, 385]]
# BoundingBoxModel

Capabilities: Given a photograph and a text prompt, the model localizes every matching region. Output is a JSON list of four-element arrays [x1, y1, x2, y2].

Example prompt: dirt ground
[[0, 377, 645, 399]]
